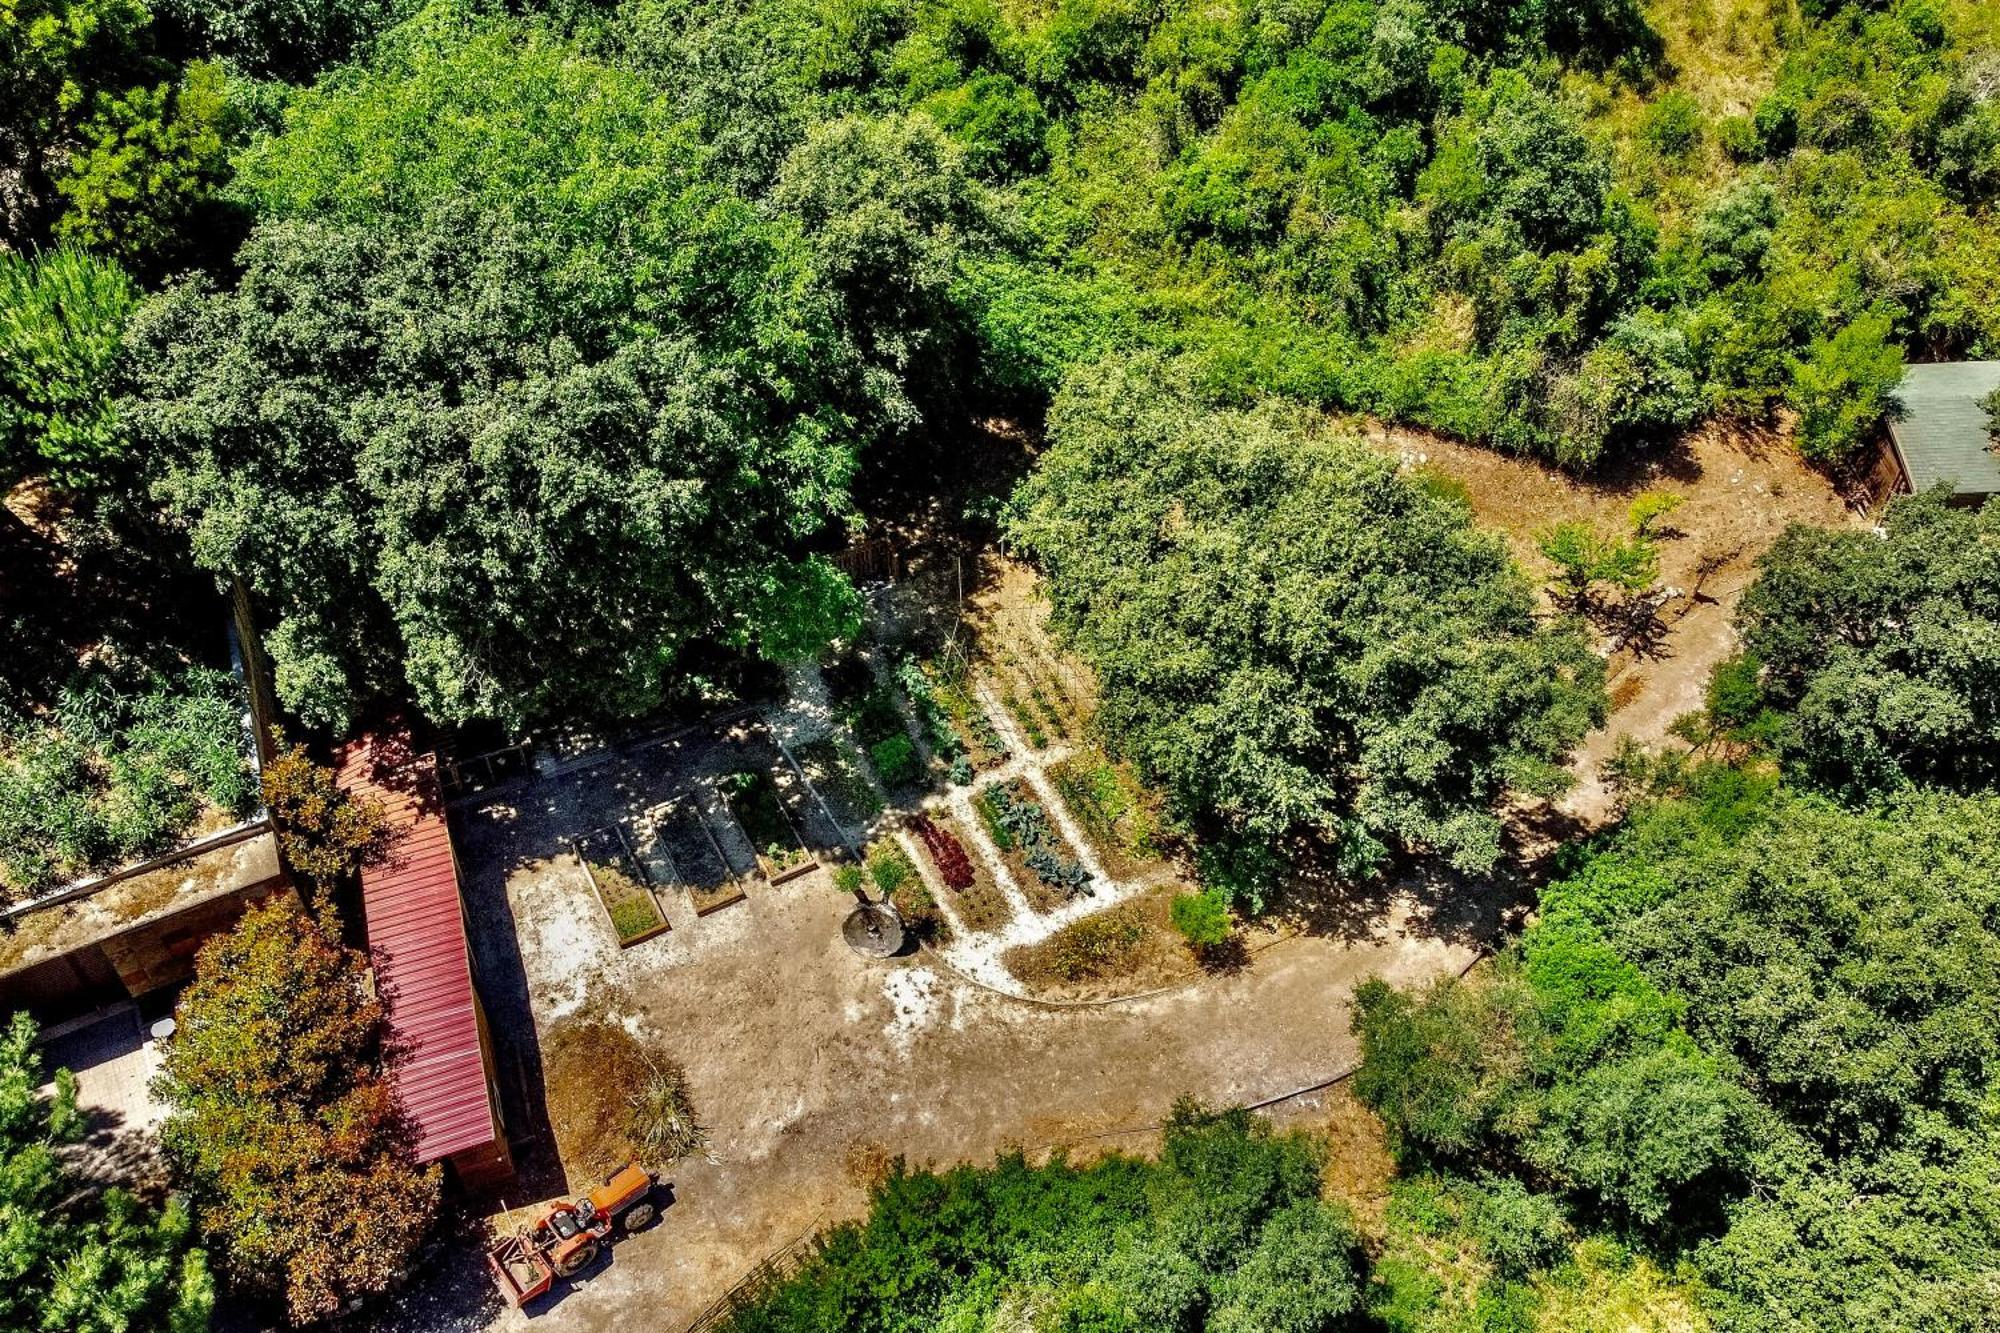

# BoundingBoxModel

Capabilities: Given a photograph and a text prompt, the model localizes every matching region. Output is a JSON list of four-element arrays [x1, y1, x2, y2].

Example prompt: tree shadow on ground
[[1263, 811, 1588, 954]]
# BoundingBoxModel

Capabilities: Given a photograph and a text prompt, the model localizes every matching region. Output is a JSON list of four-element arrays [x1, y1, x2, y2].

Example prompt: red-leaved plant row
[[911, 815, 975, 890]]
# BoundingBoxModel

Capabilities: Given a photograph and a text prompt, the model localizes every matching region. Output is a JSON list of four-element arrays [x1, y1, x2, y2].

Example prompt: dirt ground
[[356, 715, 1484, 1333], [1365, 419, 1859, 824]]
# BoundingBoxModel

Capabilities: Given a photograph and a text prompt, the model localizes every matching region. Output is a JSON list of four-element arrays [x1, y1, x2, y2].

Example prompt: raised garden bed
[[1001, 890, 1206, 1001], [909, 811, 1010, 933], [574, 826, 670, 946], [834, 662, 931, 794], [633, 798, 746, 916], [1048, 749, 1168, 880], [990, 641, 1089, 748], [973, 778, 1094, 915], [719, 768, 816, 885], [906, 656, 1006, 772], [792, 734, 883, 833]]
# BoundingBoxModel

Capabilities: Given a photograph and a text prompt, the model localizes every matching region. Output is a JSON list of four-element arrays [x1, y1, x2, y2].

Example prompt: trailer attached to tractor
[[487, 1162, 660, 1308]]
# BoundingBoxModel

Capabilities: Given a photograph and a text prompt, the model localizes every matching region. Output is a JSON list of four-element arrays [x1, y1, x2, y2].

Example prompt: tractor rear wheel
[[623, 1201, 657, 1232], [554, 1241, 599, 1277]]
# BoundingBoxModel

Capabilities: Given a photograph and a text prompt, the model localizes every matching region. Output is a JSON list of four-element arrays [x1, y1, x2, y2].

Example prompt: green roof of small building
[[1886, 361, 2000, 497]]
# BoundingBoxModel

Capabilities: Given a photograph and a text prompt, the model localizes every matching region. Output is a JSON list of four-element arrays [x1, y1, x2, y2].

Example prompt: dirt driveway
[[361, 726, 1481, 1333]]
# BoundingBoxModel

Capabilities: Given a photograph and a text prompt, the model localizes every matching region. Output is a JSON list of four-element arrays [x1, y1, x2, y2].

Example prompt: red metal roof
[[336, 730, 496, 1165]]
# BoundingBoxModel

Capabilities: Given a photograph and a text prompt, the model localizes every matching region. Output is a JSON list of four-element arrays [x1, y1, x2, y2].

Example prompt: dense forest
[[7, 0, 1999, 734], [6, 0, 2000, 1327]]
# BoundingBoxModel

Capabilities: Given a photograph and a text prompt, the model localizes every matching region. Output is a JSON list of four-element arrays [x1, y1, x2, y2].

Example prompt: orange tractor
[[486, 1162, 660, 1308]]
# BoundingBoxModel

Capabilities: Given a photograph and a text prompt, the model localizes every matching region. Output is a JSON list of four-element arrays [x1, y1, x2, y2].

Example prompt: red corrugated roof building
[[336, 728, 513, 1191]]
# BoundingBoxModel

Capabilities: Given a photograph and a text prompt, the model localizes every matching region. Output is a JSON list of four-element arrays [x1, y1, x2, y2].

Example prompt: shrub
[[1047, 907, 1145, 981], [1788, 312, 1904, 460], [0, 666, 254, 899], [869, 733, 921, 787], [1535, 522, 1659, 604], [832, 862, 865, 893], [1170, 889, 1232, 953], [261, 733, 390, 909], [0, 244, 136, 491], [0, 1011, 214, 1333], [866, 839, 916, 896], [1627, 490, 1684, 537]]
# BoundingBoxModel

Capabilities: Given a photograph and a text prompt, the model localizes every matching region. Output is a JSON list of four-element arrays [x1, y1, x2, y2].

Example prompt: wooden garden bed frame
[[573, 825, 671, 947], [719, 768, 818, 886], [638, 797, 748, 917]]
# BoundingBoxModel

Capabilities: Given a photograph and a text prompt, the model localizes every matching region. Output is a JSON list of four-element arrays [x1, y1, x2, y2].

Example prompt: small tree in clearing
[[1627, 490, 1685, 538], [1536, 522, 1659, 607], [260, 733, 391, 912], [1170, 890, 1232, 957], [156, 896, 439, 1324]]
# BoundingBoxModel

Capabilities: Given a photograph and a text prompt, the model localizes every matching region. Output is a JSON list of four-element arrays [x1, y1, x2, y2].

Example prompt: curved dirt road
[[369, 832, 1481, 1333]]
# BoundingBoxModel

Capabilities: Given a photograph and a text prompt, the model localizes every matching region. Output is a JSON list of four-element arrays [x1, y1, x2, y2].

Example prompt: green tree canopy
[[1734, 488, 2000, 799], [1009, 354, 1605, 881], [0, 244, 136, 490], [1354, 780, 2000, 1331], [0, 1011, 214, 1333], [125, 4, 882, 728], [720, 1102, 1361, 1332]]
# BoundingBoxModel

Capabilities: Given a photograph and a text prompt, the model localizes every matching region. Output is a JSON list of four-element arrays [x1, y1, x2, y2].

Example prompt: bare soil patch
[[1313, 1086, 1398, 1239], [541, 1018, 703, 1185], [1364, 418, 1858, 825]]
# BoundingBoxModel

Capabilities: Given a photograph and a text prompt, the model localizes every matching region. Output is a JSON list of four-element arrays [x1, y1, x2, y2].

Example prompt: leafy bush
[[1169, 889, 1230, 952], [864, 839, 915, 896], [1045, 905, 1143, 981], [1734, 490, 2000, 797], [261, 735, 389, 907], [720, 1102, 1360, 1330], [1535, 521, 1659, 605], [0, 245, 136, 491], [867, 732, 920, 787], [158, 897, 439, 1324], [1354, 779, 2000, 1329], [0, 666, 254, 898], [1787, 312, 1904, 460]]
